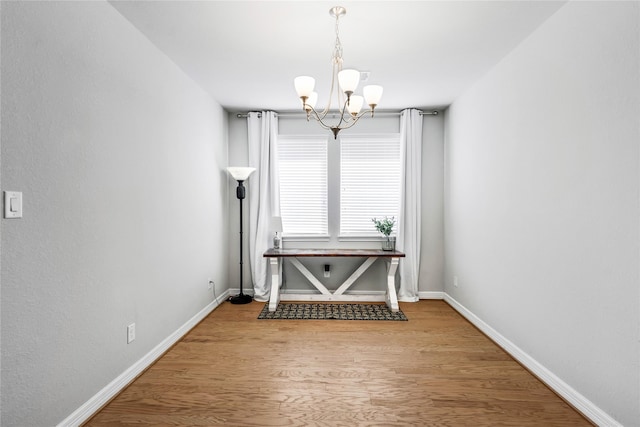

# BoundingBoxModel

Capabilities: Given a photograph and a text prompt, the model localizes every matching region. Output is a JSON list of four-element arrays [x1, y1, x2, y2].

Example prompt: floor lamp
[[227, 166, 256, 304]]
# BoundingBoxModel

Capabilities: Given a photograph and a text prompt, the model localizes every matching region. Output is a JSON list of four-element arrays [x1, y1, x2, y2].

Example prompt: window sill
[[282, 234, 330, 242], [338, 235, 387, 242], [281, 235, 392, 245]]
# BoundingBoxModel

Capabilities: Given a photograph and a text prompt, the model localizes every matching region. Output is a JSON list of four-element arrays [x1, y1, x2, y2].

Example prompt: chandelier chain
[[332, 13, 343, 65]]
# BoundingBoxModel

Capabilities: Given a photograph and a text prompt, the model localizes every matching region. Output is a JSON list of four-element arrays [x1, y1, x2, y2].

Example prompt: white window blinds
[[340, 135, 402, 235], [277, 136, 328, 235]]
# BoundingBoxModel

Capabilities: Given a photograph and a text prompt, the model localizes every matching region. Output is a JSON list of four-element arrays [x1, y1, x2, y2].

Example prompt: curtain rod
[[236, 110, 439, 119]]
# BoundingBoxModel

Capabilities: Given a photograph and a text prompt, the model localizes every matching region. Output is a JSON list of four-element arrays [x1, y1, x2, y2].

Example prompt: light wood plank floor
[[86, 300, 592, 426]]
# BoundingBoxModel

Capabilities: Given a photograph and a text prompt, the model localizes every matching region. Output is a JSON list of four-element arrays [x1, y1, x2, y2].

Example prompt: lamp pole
[[230, 179, 252, 304]]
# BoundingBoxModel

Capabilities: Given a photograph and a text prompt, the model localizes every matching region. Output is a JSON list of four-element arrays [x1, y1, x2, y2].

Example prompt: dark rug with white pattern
[[258, 303, 407, 321]]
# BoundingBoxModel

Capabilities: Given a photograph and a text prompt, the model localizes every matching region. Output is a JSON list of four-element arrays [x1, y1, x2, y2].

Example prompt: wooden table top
[[263, 248, 405, 258]]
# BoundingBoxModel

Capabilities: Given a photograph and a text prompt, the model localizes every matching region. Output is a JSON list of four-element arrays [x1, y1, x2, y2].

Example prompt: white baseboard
[[280, 293, 386, 302], [443, 293, 621, 427], [269, 289, 444, 303], [228, 287, 254, 296], [252, 289, 445, 302], [57, 290, 230, 427], [418, 291, 445, 299]]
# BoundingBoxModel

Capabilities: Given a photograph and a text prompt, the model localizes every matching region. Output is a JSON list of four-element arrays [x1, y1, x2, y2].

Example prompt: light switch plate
[[4, 191, 23, 219]]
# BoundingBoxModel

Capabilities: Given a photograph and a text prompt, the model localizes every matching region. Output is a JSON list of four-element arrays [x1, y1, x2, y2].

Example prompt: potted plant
[[372, 216, 396, 251]]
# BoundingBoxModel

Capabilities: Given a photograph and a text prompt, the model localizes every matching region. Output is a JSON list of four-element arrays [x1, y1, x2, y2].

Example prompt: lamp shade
[[227, 167, 256, 181], [347, 95, 364, 116], [363, 85, 383, 106], [294, 76, 315, 98], [338, 69, 360, 93], [270, 216, 283, 232]]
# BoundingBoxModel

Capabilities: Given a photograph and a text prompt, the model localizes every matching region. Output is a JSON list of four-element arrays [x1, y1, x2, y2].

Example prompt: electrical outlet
[[127, 323, 136, 344], [208, 279, 214, 290], [453, 276, 459, 288]]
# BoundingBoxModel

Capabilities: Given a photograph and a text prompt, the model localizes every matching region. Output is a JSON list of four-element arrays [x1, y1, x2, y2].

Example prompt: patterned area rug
[[258, 303, 408, 321]]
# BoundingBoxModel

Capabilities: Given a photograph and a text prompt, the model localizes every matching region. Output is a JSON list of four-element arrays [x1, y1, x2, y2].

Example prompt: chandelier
[[294, 6, 383, 139]]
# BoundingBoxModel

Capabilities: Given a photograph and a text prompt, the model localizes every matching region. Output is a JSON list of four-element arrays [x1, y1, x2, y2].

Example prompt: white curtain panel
[[397, 108, 423, 301], [247, 111, 280, 301]]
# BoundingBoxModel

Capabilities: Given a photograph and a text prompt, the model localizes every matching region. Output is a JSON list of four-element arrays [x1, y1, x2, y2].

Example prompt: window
[[277, 135, 328, 235], [340, 135, 401, 235], [277, 133, 401, 239]]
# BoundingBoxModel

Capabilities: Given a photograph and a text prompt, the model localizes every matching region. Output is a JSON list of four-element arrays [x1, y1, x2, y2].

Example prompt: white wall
[[420, 114, 445, 295], [0, 1, 3, 422], [1, 2, 229, 425], [445, 2, 639, 425], [228, 113, 444, 296]]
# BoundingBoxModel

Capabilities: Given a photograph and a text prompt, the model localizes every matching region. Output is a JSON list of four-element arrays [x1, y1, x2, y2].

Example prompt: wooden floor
[[86, 300, 591, 426]]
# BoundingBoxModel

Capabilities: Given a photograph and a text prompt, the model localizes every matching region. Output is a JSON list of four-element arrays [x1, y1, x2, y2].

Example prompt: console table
[[263, 248, 405, 312]]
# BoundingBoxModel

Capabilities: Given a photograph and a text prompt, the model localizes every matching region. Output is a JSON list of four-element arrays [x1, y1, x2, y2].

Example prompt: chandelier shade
[[294, 6, 384, 139], [337, 69, 360, 94], [363, 85, 384, 107], [347, 95, 364, 115], [294, 76, 315, 98]]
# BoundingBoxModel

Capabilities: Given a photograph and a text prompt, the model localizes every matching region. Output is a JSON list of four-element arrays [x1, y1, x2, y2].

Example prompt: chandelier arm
[[302, 99, 375, 133], [303, 104, 353, 133], [316, 54, 344, 119], [338, 96, 357, 127], [303, 105, 333, 131], [316, 61, 336, 119], [331, 111, 365, 139], [337, 114, 363, 131], [320, 96, 351, 131], [349, 107, 376, 121], [336, 108, 376, 131]]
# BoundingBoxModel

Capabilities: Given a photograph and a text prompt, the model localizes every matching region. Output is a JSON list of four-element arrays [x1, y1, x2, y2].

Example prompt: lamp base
[[229, 293, 253, 305]]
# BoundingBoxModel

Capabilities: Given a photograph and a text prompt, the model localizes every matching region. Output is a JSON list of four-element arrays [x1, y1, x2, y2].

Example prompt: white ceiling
[[109, 1, 567, 112]]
